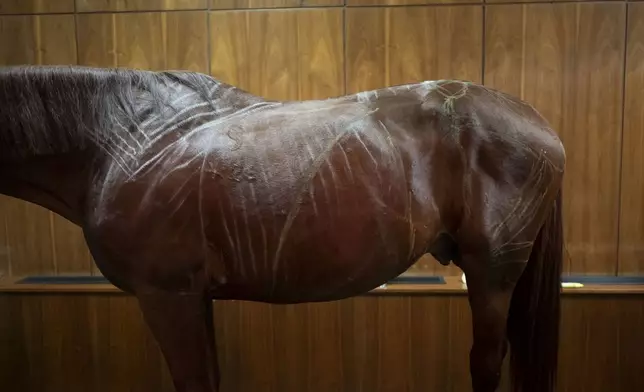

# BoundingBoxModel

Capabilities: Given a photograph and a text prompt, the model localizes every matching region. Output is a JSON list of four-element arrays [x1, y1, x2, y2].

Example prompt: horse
[[0, 65, 565, 392]]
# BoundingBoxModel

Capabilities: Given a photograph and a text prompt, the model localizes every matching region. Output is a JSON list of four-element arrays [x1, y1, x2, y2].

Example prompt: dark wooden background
[[1, 0, 643, 277], [1, 290, 644, 392], [1, 2, 644, 392]]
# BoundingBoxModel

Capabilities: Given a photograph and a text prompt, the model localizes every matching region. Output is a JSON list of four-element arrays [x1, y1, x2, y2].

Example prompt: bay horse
[[0, 66, 565, 392]]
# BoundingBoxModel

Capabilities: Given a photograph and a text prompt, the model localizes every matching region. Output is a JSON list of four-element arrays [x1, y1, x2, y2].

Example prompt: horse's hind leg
[[459, 253, 527, 392], [137, 291, 220, 392]]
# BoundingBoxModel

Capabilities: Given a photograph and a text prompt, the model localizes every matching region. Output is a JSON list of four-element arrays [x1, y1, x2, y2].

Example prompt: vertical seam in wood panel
[[297, 11, 302, 100], [48, 214, 58, 274], [342, 5, 347, 94], [111, 14, 118, 66], [616, 2, 630, 275], [481, 1, 487, 85], [481, 4, 486, 84], [384, 8, 389, 87], [34, 15, 42, 64], [520, 4, 526, 99], [162, 13, 168, 70], [207, 3, 212, 75], [73, 1, 79, 64], [4, 217, 12, 277]]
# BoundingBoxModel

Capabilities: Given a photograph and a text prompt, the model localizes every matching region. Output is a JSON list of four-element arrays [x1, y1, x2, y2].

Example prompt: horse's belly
[[205, 174, 429, 302]]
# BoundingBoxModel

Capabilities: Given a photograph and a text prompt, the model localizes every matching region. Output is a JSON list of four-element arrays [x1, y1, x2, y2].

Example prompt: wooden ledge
[[2, 275, 644, 296], [0, 275, 123, 294]]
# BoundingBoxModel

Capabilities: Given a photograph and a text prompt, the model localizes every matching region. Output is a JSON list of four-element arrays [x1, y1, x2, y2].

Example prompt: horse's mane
[[0, 65, 218, 163]]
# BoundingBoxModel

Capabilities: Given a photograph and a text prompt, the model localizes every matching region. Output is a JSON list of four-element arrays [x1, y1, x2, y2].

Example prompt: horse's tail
[[506, 188, 564, 392]]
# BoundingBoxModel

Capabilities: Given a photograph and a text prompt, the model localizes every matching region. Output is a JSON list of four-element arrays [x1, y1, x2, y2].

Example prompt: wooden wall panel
[[346, 6, 482, 92], [0, 0, 74, 14], [211, 0, 343, 10], [1, 292, 644, 391], [618, 3, 644, 275], [303, 0, 343, 5], [211, 0, 299, 9], [210, 9, 344, 100], [0, 218, 8, 277], [348, 0, 478, 5], [346, 5, 482, 275], [77, 0, 207, 12], [487, 0, 617, 3], [484, 3, 625, 274], [0, 15, 76, 65], [77, 11, 209, 72], [0, 15, 83, 276]]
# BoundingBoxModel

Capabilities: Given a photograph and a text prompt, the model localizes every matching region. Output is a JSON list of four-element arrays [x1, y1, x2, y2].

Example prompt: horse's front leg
[[137, 291, 219, 392]]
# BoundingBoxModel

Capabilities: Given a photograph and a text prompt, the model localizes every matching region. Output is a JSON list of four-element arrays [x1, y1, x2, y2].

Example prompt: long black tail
[[506, 189, 564, 392]]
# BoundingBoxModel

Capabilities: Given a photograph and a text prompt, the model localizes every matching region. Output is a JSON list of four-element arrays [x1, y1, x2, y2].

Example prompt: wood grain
[[346, 6, 482, 92], [0, 214, 7, 278], [50, 214, 93, 273], [0, 14, 77, 65], [0, 0, 74, 14], [77, 11, 209, 72], [77, 0, 207, 12], [485, 3, 625, 274], [618, 3, 644, 275], [210, 9, 344, 100], [488, 0, 619, 3], [210, 0, 299, 9], [346, 5, 481, 275], [1, 292, 644, 391], [348, 0, 478, 5], [0, 14, 79, 276], [303, 0, 343, 5], [210, 0, 342, 9]]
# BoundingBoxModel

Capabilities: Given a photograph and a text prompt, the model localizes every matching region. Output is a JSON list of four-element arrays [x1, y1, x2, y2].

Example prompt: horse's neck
[[0, 151, 94, 225], [0, 66, 251, 224]]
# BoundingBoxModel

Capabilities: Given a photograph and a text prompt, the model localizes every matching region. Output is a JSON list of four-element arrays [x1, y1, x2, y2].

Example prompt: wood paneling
[[77, 11, 209, 72], [211, 0, 300, 9], [211, 0, 343, 10], [1, 292, 643, 391], [346, 6, 482, 92], [0, 15, 80, 277], [488, 0, 619, 3], [0, 0, 74, 14], [210, 9, 344, 100], [1, 201, 55, 276], [51, 214, 93, 274], [619, 3, 644, 275], [485, 3, 625, 274], [348, 0, 477, 5], [0, 216, 8, 277], [0, 15, 77, 65], [303, 0, 343, 5], [77, 0, 207, 12]]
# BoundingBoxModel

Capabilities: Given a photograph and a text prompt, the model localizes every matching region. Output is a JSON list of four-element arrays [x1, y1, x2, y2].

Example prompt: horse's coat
[[0, 66, 566, 392]]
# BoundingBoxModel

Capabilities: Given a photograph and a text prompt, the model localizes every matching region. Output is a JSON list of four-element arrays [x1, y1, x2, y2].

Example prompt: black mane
[[0, 65, 218, 163]]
